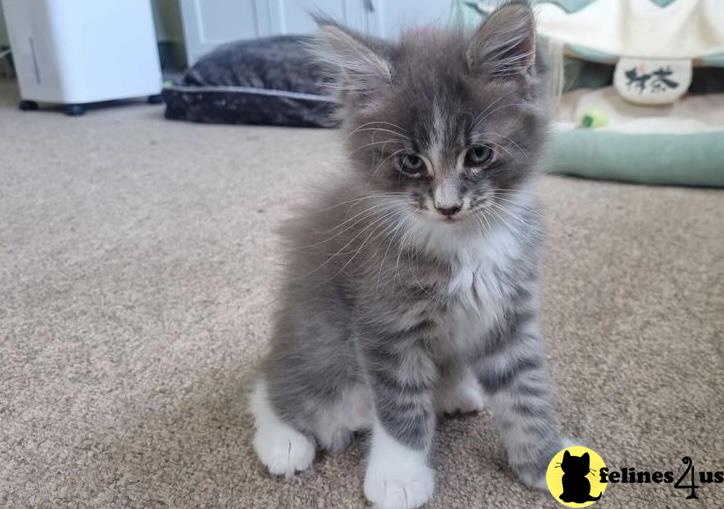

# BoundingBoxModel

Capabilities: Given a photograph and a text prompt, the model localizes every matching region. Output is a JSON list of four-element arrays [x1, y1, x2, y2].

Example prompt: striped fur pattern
[[250, 3, 564, 507]]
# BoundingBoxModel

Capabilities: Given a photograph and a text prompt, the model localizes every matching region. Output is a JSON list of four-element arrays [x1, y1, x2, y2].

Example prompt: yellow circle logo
[[546, 446, 607, 507]]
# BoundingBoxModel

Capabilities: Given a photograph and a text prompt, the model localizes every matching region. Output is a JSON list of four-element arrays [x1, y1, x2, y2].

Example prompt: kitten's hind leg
[[313, 383, 373, 453], [434, 363, 486, 416], [250, 379, 316, 477]]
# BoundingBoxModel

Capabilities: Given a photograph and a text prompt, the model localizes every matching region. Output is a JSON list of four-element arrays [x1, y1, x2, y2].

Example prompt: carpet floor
[[1, 81, 723, 508]]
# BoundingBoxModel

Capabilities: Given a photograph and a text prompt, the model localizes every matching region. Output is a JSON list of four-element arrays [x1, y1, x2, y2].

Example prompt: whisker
[[470, 93, 511, 130], [486, 200, 531, 228], [296, 208, 400, 280], [472, 101, 528, 130], [373, 148, 408, 176], [376, 214, 410, 296], [332, 209, 404, 279], [348, 139, 407, 155], [317, 192, 411, 213], [350, 127, 411, 140], [345, 121, 410, 141], [316, 201, 399, 236]]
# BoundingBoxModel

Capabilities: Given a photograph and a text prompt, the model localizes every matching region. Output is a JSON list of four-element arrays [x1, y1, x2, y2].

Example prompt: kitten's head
[[561, 450, 590, 475], [312, 1, 548, 226]]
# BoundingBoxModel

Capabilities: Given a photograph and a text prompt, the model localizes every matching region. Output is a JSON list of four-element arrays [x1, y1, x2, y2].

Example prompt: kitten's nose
[[435, 204, 461, 217], [433, 180, 462, 218]]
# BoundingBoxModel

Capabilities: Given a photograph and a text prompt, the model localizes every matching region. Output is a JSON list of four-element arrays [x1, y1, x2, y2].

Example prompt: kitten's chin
[[437, 216, 466, 225]]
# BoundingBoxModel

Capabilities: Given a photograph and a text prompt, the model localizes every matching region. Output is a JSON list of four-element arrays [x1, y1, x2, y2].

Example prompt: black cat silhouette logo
[[546, 446, 607, 507]]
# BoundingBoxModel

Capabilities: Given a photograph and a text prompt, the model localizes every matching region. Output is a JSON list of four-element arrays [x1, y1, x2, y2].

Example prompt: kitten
[[559, 451, 602, 503], [250, 2, 566, 508]]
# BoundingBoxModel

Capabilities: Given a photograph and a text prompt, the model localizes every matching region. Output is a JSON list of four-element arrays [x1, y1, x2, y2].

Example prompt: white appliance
[[2, 0, 162, 115]]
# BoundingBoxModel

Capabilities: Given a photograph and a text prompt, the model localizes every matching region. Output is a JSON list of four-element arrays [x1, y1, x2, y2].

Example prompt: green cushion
[[549, 130, 724, 187]]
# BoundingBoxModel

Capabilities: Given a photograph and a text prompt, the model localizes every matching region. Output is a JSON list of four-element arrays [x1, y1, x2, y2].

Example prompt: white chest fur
[[407, 218, 526, 353], [443, 221, 523, 352]]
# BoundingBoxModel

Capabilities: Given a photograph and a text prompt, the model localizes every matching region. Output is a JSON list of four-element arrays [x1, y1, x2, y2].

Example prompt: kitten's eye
[[397, 153, 426, 177], [464, 145, 494, 167]]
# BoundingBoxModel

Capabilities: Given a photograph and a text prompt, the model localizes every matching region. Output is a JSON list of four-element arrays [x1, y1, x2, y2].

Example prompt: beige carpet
[[1, 80, 723, 509]]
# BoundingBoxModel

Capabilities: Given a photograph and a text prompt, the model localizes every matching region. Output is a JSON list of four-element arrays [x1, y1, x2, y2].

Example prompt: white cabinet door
[[180, 0, 369, 66], [366, 0, 451, 39], [179, 0, 273, 65], [268, 0, 367, 35], [179, 0, 451, 67]]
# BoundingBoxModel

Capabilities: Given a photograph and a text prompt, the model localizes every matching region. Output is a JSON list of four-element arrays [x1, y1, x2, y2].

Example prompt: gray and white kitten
[[250, 3, 566, 508]]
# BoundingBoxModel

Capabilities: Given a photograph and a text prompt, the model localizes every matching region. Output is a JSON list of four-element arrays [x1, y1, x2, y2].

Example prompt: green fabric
[[549, 130, 724, 187]]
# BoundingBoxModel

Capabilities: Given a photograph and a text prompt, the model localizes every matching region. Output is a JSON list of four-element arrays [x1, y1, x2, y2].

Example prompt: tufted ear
[[310, 16, 392, 96], [467, 1, 536, 79]]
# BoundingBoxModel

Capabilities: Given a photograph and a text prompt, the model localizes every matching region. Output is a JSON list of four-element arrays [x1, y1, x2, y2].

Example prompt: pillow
[[162, 35, 339, 127], [550, 87, 724, 187]]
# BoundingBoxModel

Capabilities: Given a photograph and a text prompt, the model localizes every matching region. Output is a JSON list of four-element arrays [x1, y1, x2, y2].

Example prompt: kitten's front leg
[[360, 326, 437, 509], [475, 306, 564, 490]]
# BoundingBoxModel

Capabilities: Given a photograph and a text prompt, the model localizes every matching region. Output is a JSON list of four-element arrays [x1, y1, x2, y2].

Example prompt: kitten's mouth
[[435, 212, 467, 224]]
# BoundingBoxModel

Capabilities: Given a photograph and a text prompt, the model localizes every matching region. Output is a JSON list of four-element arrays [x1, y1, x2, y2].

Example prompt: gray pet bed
[[162, 35, 339, 127]]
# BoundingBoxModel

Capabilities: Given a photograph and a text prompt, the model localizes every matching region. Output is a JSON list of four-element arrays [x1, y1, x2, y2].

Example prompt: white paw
[[253, 424, 316, 477], [250, 380, 316, 477], [517, 468, 548, 491], [364, 420, 435, 509], [436, 371, 485, 415], [364, 460, 435, 509], [561, 437, 577, 449]]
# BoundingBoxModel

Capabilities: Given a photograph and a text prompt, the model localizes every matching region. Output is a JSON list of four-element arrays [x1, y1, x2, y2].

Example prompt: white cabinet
[[180, 0, 451, 66], [268, 0, 368, 35], [179, 0, 271, 65]]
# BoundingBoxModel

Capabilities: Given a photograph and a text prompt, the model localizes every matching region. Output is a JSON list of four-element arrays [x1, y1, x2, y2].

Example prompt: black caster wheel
[[65, 104, 86, 116], [19, 100, 39, 111], [147, 94, 163, 104]]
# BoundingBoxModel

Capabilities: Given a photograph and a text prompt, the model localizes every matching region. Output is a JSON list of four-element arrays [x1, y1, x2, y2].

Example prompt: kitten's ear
[[563, 450, 571, 459], [582, 452, 590, 461], [310, 16, 392, 95], [467, 1, 536, 78]]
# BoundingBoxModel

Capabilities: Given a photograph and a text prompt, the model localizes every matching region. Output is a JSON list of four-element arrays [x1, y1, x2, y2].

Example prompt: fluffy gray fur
[[251, 2, 565, 507]]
